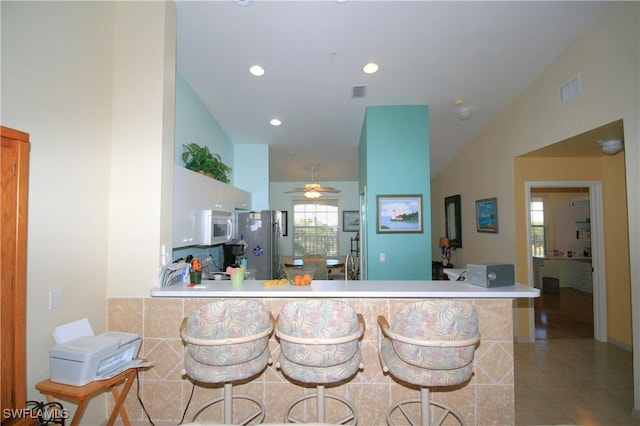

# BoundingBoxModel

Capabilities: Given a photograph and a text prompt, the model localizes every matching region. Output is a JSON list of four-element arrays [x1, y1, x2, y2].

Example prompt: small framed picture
[[376, 195, 423, 233], [343, 210, 359, 232], [476, 197, 498, 233], [280, 211, 288, 237]]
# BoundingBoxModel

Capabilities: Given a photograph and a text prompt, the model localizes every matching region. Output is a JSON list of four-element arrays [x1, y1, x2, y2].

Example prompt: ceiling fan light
[[304, 190, 321, 199]]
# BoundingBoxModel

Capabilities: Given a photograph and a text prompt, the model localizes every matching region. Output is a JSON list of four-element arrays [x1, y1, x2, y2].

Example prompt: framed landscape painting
[[343, 210, 359, 232], [476, 197, 498, 233], [376, 195, 422, 233]]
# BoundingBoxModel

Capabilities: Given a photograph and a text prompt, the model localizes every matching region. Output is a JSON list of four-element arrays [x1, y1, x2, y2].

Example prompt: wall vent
[[352, 85, 367, 99], [559, 75, 581, 103]]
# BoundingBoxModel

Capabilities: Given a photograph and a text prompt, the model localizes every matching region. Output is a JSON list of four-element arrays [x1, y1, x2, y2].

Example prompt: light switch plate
[[49, 289, 61, 309]]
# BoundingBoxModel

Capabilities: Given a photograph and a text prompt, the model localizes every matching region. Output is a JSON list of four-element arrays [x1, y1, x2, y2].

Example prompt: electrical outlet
[[379, 253, 386, 262], [49, 289, 61, 309]]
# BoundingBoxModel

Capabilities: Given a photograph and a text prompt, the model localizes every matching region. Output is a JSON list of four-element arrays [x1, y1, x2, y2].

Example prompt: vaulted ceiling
[[176, 1, 611, 182]]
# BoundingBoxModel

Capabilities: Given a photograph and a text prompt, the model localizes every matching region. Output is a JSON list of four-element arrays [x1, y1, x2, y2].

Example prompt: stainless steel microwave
[[201, 210, 234, 245]]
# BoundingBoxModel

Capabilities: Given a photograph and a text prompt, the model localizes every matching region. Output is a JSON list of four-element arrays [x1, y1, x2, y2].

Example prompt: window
[[292, 199, 339, 257], [530, 200, 545, 256]]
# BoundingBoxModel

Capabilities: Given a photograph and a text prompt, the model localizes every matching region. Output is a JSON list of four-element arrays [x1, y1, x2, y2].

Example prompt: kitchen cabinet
[[1, 126, 29, 421], [173, 165, 252, 248], [572, 260, 593, 293], [228, 186, 251, 211], [534, 257, 592, 293]]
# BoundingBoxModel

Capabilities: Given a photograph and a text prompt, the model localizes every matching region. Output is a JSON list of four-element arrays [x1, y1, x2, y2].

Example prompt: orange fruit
[[294, 275, 302, 285], [302, 273, 312, 285]]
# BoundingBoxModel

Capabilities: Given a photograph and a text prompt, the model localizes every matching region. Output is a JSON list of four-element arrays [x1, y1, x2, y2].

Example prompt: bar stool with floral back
[[377, 299, 480, 426], [180, 299, 274, 425], [276, 299, 365, 424]]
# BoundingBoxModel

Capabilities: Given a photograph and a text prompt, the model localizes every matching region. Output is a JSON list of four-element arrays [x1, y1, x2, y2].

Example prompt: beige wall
[[2, 2, 176, 422], [602, 154, 632, 346], [430, 2, 639, 410]]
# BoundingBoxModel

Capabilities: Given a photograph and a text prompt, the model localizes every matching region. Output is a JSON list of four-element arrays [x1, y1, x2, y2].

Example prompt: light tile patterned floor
[[515, 339, 640, 426]]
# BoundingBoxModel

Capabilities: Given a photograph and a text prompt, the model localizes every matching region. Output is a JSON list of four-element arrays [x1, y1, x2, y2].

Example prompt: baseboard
[[607, 337, 632, 352], [514, 335, 535, 343]]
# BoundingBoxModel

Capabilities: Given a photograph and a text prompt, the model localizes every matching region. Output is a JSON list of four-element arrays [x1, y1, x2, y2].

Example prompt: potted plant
[[181, 143, 232, 183]]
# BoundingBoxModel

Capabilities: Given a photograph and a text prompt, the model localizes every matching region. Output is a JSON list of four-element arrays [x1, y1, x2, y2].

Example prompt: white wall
[[553, 199, 590, 256], [270, 181, 360, 257], [1, 2, 176, 422]]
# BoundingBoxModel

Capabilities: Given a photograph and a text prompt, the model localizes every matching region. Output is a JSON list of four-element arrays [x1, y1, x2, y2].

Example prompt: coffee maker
[[223, 244, 244, 270]]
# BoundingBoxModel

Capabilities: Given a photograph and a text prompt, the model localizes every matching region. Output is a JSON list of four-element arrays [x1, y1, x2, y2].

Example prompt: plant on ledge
[[181, 143, 232, 183]]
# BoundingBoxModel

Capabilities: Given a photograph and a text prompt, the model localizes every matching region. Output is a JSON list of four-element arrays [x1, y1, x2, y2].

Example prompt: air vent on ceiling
[[559, 75, 581, 103], [352, 85, 367, 99]]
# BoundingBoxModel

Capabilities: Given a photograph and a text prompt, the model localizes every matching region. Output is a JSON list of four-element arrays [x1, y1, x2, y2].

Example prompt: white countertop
[[150, 279, 539, 298], [533, 255, 592, 260]]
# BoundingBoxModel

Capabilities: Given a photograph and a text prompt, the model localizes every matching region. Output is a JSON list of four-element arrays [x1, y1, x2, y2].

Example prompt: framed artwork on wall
[[343, 211, 359, 232], [476, 197, 498, 233], [281, 211, 288, 237], [376, 195, 423, 233]]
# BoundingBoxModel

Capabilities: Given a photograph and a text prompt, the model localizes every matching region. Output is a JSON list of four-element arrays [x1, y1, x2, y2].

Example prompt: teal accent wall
[[173, 72, 236, 263], [360, 105, 432, 280], [174, 72, 234, 183]]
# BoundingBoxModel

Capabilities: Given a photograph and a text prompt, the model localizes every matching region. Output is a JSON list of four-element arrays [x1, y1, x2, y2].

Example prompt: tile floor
[[515, 287, 639, 425], [515, 339, 639, 425]]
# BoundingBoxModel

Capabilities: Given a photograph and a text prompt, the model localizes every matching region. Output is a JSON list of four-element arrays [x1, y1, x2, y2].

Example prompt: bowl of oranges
[[283, 267, 314, 286]]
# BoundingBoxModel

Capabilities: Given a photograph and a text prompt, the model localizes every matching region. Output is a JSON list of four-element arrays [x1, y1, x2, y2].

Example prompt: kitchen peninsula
[[109, 280, 538, 424]]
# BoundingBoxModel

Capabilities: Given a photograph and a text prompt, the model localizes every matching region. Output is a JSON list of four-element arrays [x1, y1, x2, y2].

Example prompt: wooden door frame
[[1, 126, 30, 417]]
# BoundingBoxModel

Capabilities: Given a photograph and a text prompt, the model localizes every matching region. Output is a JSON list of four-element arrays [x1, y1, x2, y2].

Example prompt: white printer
[[49, 331, 141, 386]]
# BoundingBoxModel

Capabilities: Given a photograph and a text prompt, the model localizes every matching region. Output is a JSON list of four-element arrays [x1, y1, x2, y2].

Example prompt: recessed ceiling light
[[362, 62, 379, 74], [270, 118, 282, 126], [249, 65, 265, 77]]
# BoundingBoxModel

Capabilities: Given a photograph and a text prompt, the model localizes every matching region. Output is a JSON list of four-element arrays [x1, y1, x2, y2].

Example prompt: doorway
[[526, 181, 607, 342]]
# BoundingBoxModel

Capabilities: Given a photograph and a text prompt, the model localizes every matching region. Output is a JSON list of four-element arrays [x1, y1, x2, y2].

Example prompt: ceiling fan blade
[[317, 187, 340, 193]]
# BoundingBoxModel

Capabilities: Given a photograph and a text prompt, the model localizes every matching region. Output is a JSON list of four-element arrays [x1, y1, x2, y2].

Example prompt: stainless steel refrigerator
[[234, 210, 282, 280]]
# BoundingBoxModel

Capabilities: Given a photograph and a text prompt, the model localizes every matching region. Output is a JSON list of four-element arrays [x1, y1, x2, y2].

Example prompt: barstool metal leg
[[421, 388, 430, 426], [283, 386, 358, 425], [317, 384, 325, 423], [224, 382, 233, 424], [387, 387, 468, 426]]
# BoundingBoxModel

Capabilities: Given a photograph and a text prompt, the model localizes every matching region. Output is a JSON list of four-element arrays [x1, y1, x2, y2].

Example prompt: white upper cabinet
[[173, 165, 252, 247]]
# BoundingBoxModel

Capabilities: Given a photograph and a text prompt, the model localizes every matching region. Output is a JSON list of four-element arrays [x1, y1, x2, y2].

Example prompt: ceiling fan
[[285, 166, 340, 199]]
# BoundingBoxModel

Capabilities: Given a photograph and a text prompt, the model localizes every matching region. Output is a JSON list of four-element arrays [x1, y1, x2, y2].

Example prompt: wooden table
[[284, 259, 345, 279], [35, 366, 140, 426]]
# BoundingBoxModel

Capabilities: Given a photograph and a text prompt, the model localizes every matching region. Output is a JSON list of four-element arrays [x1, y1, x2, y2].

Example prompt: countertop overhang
[[150, 279, 539, 298]]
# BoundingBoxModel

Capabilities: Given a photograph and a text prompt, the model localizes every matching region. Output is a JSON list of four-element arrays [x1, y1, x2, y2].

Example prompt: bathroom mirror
[[445, 195, 462, 248]]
